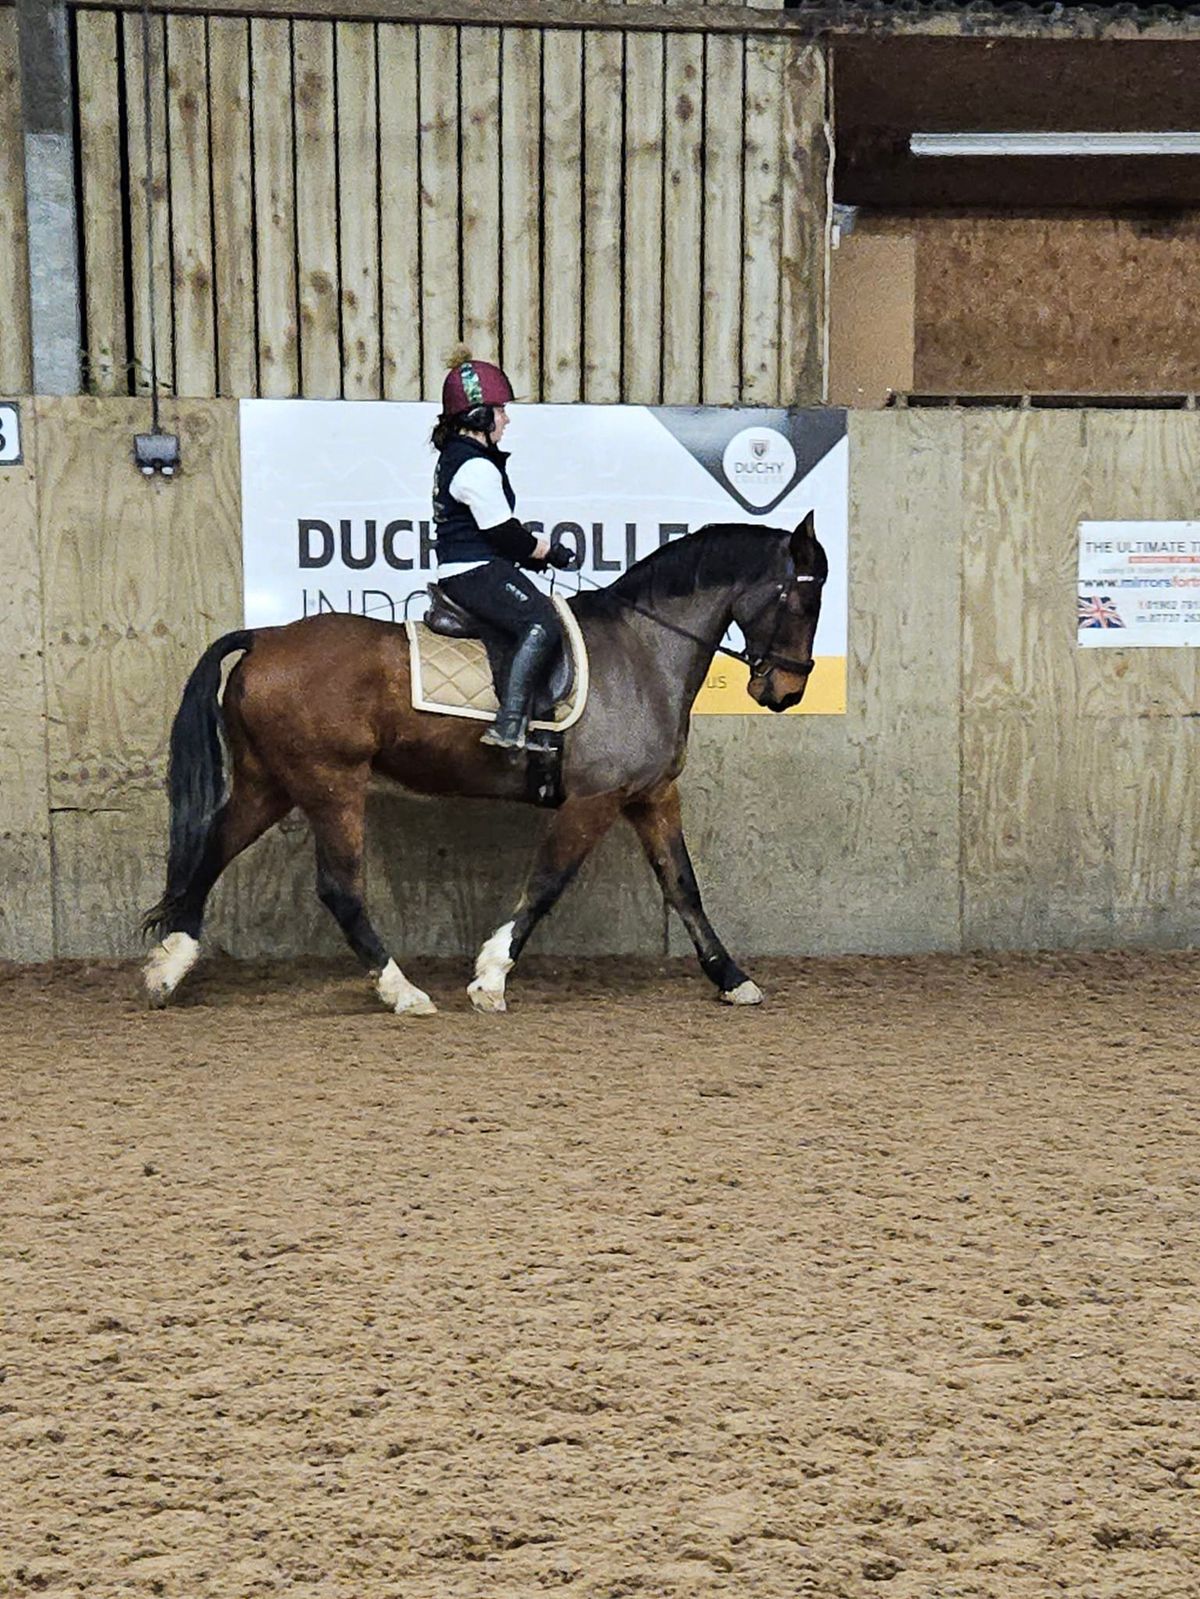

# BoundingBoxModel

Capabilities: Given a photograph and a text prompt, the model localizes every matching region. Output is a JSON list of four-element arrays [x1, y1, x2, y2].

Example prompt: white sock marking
[[143, 932, 200, 1007], [468, 920, 515, 1013], [721, 979, 763, 1007], [377, 958, 437, 1016]]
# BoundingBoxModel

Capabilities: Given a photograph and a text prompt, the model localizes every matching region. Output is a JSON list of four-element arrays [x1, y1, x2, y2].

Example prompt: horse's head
[[735, 512, 828, 712]]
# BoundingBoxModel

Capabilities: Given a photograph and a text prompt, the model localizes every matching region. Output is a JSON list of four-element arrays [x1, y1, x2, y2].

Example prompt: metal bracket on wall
[[134, 431, 181, 477], [888, 392, 1200, 411]]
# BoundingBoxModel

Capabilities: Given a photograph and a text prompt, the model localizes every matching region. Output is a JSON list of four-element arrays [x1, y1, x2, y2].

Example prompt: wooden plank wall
[[72, 9, 829, 405], [36, 400, 244, 954], [681, 411, 964, 957], [8, 404, 1200, 962], [961, 410, 1200, 950], [0, 7, 31, 395], [0, 409, 53, 961]]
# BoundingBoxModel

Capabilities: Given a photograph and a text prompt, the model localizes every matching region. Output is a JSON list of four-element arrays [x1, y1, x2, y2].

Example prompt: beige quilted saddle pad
[[404, 594, 588, 732]]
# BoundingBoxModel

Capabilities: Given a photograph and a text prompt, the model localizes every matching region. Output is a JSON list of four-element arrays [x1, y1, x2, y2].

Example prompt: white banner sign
[[1078, 521, 1200, 647], [0, 402, 21, 466], [241, 401, 849, 713]]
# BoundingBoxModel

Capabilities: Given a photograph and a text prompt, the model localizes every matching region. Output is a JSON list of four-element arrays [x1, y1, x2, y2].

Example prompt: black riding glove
[[546, 541, 575, 570]]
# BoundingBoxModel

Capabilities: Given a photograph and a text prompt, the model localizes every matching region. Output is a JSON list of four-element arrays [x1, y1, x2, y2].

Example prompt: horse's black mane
[[571, 523, 788, 618]]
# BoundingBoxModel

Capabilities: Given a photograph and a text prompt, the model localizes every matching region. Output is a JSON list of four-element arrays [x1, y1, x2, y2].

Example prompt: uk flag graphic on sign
[[1077, 594, 1125, 629]]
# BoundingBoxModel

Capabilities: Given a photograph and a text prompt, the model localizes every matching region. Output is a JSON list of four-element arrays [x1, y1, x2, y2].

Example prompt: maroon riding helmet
[[441, 358, 514, 418]]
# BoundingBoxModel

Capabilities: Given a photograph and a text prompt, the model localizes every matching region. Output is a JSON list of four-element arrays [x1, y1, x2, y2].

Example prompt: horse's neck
[[611, 582, 736, 720]]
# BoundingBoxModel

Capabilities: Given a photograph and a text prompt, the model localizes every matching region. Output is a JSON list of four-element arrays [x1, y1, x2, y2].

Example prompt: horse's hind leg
[[301, 770, 437, 1017], [624, 781, 761, 1005], [469, 792, 622, 1013], [144, 764, 289, 1006]]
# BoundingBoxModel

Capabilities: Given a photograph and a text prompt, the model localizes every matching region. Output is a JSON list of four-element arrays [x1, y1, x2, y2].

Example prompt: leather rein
[[553, 566, 824, 681]]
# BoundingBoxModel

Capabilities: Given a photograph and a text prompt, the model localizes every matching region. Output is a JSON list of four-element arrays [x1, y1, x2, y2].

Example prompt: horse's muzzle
[[748, 664, 812, 713]]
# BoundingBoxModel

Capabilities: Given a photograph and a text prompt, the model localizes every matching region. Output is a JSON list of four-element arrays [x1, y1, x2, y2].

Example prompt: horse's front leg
[[468, 792, 623, 1013], [624, 780, 761, 1005]]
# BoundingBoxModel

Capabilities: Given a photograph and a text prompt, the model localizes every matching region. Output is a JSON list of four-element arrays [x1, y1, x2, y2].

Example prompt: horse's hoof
[[377, 960, 437, 1016], [468, 981, 507, 1014], [394, 992, 438, 1017], [721, 979, 763, 1006], [143, 933, 199, 1009]]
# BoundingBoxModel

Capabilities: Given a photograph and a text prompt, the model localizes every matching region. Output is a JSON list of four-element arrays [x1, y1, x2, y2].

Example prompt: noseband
[[738, 575, 822, 681]]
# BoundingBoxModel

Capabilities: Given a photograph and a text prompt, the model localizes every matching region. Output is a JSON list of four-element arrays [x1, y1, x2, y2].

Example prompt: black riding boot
[[481, 621, 555, 752]]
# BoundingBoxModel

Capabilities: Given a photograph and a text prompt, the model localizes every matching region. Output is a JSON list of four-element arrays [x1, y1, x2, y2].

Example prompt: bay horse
[[143, 515, 828, 1014]]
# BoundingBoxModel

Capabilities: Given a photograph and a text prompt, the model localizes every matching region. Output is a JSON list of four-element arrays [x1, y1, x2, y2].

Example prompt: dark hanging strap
[[140, 0, 160, 428]]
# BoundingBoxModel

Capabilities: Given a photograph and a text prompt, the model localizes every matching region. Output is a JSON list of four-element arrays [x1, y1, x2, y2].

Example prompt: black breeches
[[439, 560, 562, 646]]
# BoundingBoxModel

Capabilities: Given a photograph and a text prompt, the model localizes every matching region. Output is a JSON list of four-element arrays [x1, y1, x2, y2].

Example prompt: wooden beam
[[75, 7, 126, 394], [59, 0, 1200, 46], [251, 16, 299, 395], [68, 0, 812, 37], [0, 7, 31, 392]]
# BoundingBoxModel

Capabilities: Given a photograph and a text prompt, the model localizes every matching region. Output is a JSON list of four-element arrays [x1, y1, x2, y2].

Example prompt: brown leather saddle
[[425, 582, 576, 714]]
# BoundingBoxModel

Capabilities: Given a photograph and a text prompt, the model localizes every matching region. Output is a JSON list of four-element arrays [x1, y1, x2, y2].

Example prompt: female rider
[[432, 354, 572, 752]]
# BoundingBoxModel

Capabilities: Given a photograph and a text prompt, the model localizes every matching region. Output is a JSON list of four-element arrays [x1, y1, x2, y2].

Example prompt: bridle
[[735, 574, 823, 681], [550, 562, 825, 681]]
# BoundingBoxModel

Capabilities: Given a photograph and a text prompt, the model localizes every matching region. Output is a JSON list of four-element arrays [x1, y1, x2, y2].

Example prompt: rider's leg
[[480, 620, 556, 751], [438, 561, 562, 752]]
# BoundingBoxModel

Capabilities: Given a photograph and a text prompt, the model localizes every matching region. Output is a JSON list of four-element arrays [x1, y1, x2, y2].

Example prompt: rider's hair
[[431, 405, 496, 451]]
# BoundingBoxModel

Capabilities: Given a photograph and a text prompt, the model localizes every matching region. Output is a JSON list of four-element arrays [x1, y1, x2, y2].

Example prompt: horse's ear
[[789, 511, 827, 581], [789, 510, 816, 562]]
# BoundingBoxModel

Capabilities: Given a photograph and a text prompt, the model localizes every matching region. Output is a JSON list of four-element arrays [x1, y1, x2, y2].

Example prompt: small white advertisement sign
[[1078, 521, 1200, 647], [240, 401, 849, 714], [0, 402, 22, 466]]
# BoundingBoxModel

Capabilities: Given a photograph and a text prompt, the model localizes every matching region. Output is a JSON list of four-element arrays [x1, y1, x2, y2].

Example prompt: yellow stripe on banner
[[691, 656, 846, 716]]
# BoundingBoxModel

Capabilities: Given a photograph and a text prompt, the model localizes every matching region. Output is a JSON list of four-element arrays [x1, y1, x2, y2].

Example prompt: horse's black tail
[[142, 630, 255, 939]]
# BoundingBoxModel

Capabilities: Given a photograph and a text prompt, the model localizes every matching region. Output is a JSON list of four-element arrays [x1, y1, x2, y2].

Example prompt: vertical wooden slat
[[700, 31, 742, 404], [960, 412, 1089, 949], [293, 19, 340, 397], [208, 17, 256, 397], [418, 24, 460, 400], [500, 28, 541, 400], [167, 15, 216, 397], [459, 26, 501, 365], [662, 30, 703, 405], [378, 22, 421, 399], [581, 30, 622, 403], [251, 18, 298, 397], [0, 9, 31, 393], [124, 12, 174, 397], [542, 29, 583, 402], [622, 30, 664, 403], [780, 40, 829, 406], [662, 0, 700, 394], [741, 34, 783, 402], [336, 21, 380, 398], [76, 10, 127, 396]]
